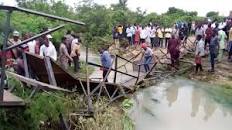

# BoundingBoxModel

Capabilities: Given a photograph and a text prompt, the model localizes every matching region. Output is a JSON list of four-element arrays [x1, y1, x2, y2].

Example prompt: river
[[129, 78, 232, 130]]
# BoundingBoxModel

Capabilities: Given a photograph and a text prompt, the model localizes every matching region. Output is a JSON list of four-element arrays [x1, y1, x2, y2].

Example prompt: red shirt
[[205, 27, 213, 40]]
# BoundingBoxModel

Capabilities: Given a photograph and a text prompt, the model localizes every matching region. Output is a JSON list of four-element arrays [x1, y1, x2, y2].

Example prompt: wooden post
[[113, 55, 118, 83], [44, 56, 57, 86], [59, 113, 69, 130], [0, 11, 11, 101], [135, 65, 141, 84], [22, 53, 29, 78], [145, 62, 157, 78], [86, 43, 94, 113]]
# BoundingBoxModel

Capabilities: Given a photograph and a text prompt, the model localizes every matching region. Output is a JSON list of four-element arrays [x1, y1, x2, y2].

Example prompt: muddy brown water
[[129, 79, 232, 130]]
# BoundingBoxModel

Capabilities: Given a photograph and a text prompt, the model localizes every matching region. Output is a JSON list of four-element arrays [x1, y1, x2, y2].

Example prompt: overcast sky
[[2, 0, 232, 16]]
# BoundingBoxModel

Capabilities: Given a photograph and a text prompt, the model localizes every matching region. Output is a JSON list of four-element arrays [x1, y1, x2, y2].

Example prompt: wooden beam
[[116, 55, 135, 64], [145, 62, 158, 78], [0, 90, 25, 107], [22, 53, 30, 78], [117, 52, 141, 69], [44, 56, 57, 86], [59, 113, 69, 130], [6, 71, 71, 92], [5, 24, 65, 51], [113, 56, 118, 83], [89, 57, 116, 96], [0, 11, 11, 101], [88, 62, 138, 78], [0, 5, 85, 25]]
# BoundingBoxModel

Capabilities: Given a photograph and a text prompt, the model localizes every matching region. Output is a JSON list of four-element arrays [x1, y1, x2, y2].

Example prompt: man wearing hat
[[9, 30, 21, 58], [142, 43, 153, 72]]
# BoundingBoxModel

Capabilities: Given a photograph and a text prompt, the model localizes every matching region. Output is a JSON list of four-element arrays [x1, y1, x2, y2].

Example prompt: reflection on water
[[130, 79, 232, 130]]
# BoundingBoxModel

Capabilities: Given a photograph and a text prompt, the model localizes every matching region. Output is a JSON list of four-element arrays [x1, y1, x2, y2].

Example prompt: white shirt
[[27, 40, 36, 54], [150, 28, 156, 38], [126, 27, 133, 37], [40, 41, 57, 61], [140, 29, 147, 39], [145, 26, 151, 38], [144, 47, 153, 58], [195, 39, 205, 56]]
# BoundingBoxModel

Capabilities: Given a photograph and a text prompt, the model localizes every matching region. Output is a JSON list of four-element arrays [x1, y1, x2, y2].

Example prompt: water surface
[[130, 79, 232, 130]]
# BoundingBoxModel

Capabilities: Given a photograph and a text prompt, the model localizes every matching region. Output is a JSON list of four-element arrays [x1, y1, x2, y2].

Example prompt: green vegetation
[[205, 83, 232, 105], [0, 76, 130, 130], [1, 0, 225, 51]]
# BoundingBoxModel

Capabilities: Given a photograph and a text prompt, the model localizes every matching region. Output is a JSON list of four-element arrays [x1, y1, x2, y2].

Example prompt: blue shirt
[[101, 50, 112, 68], [209, 36, 219, 54]]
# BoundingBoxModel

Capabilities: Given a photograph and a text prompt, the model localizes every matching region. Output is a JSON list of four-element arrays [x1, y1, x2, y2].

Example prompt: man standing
[[141, 43, 153, 72], [70, 36, 81, 72], [168, 34, 180, 68], [140, 26, 147, 44], [59, 37, 73, 69], [205, 23, 213, 50], [26, 33, 37, 54], [126, 25, 133, 45], [228, 27, 232, 61], [9, 31, 21, 58], [112, 26, 119, 48], [195, 35, 205, 73], [150, 26, 156, 48], [65, 30, 74, 66], [39, 36, 57, 61], [209, 31, 219, 72], [100, 47, 112, 82], [218, 27, 227, 62]]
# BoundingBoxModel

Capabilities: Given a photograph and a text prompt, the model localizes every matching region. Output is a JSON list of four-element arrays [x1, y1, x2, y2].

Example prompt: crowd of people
[[2, 28, 81, 77], [112, 22, 190, 72], [112, 17, 232, 74], [112, 22, 190, 49], [2, 18, 232, 84], [194, 18, 232, 73]]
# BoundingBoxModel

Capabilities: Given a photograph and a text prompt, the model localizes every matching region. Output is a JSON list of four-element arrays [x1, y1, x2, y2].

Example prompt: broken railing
[[0, 5, 84, 108]]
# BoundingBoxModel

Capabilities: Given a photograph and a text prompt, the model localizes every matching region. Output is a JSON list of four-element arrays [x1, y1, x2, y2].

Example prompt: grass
[[67, 61, 95, 78], [202, 82, 232, 106], [0, 64, 133, 130]]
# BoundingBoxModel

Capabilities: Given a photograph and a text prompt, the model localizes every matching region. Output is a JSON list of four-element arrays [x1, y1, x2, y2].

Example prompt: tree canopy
[[0, 0, 225, 50]]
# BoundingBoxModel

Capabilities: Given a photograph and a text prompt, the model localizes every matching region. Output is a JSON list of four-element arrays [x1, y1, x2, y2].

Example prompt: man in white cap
[[9, 30, 21, 58], [39, 35, 57, 61]]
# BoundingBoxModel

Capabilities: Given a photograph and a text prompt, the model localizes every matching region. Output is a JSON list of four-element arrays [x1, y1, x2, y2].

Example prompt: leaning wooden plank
[[6, 71, 71, 93], [0, 90, 25, 107]]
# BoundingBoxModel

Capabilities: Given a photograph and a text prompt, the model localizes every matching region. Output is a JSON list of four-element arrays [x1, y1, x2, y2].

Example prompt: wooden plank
[[23, 53, 30, 78], [6, 71, 71, 93], [88, 62, 138, 78], [0, 90, 25, 107], [25, 52, 133, 95], [44, 56, 57, 86], [113, 56, 118, 83]]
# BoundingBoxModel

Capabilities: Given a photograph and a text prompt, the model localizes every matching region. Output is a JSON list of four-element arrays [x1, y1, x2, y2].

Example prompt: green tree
[[206, 11, 219, 17]]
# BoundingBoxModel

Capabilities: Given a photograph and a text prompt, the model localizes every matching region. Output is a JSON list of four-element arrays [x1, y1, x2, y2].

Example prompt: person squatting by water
[[142, 43, 154, 72], [99, 47, 112, 82]]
